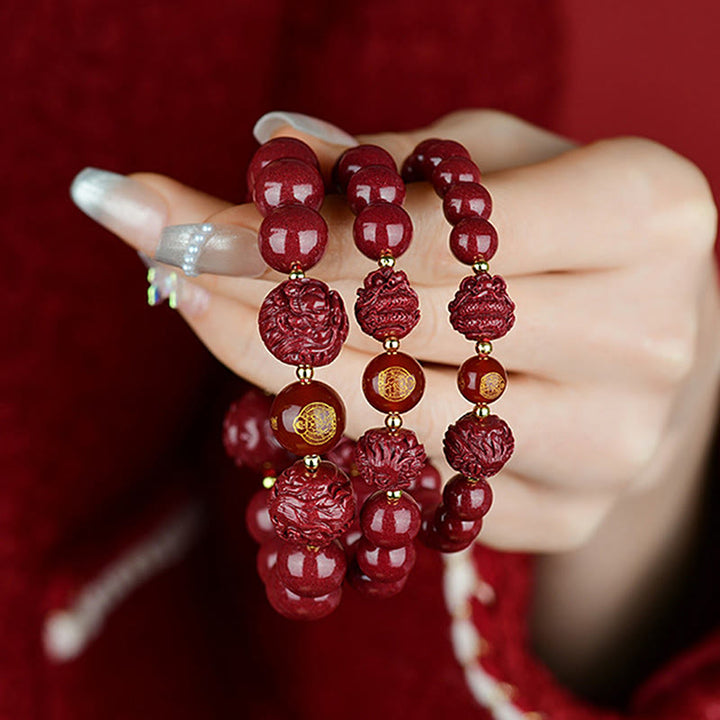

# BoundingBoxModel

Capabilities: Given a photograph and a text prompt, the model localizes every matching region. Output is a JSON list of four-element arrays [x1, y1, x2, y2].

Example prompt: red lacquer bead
[[421, 140, 471, 177], [362, 352, 425, 414], [402, 138, 441, 182], [434, 505, 483, 543], [247, 137, 319, 190], [346, 166, 406, 214], [457, 355, 507, 403], [257, 537, 283, 583], [355, 267, 420, 341], [253, 158, 324, 216], [407, 461, 443, 510], [348, 564, 407, 598], [269, 381, 345, 456], [245, 489, 275, 544], [276, 540, 347, 597], [355, 538, 415, 582], [340, 520, 363, 557], [353, 203, 413, 260], [443, 475, 493, 520], [443, 412, 515, 479], [354, 427, 426, 490], [360, 490, 421, 548], [334, 144, 397, 191], [448, 273, 515, 341], [432, 156, 481, 197], [258, 278, 349, 367], [449, 218, 499, 264], [443, 182, 492, 224], [420, 507, 477, 553], [325, 435, 357, 476], [258, 206, 328, 273], [222, 388, 293, 473], [266, 569, 341, 620], [269, 459, 355, 546]]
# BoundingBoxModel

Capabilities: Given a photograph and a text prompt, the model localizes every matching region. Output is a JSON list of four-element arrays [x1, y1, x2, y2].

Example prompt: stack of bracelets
[[222, 136, 515, 620]]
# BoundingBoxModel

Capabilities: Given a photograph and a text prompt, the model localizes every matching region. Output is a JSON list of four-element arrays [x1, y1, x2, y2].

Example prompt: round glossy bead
[[269, 381, 345, 456], [435, 505, 483, 543], [334, 144, 396, 191], [276, 541, 346, 597], [401, 138, 441, 183], [245, 489, 275, 544], [348, 565, 407, 598], [346, 166, 406, 214], [352, 203, 413, 260], [457, 355, 507, 403], [443, 182, 492, 224], [421, 140, 471, 176], [420, 508, 476, 553], [247, 137, 319, 189], [355, 538, 415, 582], [360, 491, 421, 548], [258, 206, 328, 273], [266, 570, 342, 620], [253, 159, 324, 216], [449, 218, 499, 264], [362, 351, 425, 414], [443, 475, 493, 520], [432, 156, 481, 197], [407, 461, 443, 510], [256, 537, 283, 583]]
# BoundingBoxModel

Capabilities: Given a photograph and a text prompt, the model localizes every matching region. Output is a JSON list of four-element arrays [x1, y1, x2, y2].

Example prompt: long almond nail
[[70, 168, 167, 254], [253, 111, 358, 147]]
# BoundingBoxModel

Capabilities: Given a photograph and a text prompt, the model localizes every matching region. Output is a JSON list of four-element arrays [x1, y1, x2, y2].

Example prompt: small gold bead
[[378, 254, 396, 268], [296, 365, 314, 383], [475, 339, 493, 356], [385, 412, 403, 431], [288, 264, 305, 280], [474, 403, 490, 418], [472, 259, 489, 274], [303, 454, 321, 472], [262, 475, 276, 489], [386, 489, 403, 502], [383, 336, 400, 353]]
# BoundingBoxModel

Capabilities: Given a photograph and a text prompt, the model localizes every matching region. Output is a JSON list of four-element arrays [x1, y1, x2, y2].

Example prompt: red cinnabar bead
[[247, 137, 319, 190], [434, 505, 483, 543], [360, 491, 421, 548], [254, 159, 324, 216], [443, 182, 492, 224], [448, 273, 515, 341], [353, 203, 413, 260], [408, 461, 443, 510], [401, 138, 441, 183], [443, 475, 493, 520], [258, 206, 328, 273], [421, 140, 471, 177], [449, 218, 499, 264], [356, 538, 416, 582], [257, 537, 283, 583], [266, 570, 342, 620], [348, 565, 408, 598], [354, 427, 426, 490], [432, 156, 481, 196], [269, 381, 345, 456], [276, 541, 347, 597], [362, 352, 425, 414], [420, 507, 476, 553], [245, 489, 275, 544], [346, 165, 406, 214], [334, 144, 397, 191], [457, 355, 507, 403]]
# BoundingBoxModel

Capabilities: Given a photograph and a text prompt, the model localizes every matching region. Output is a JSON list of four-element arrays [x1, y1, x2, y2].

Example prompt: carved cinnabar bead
[[253, 158, 324, 216], [432, 156, 481, 196], [257, 537, 283, 583], [448, 273, 515, 341], [354, 267, 420, 341], [352, 203, 413, 260], [346, 165, 406, 214], [434, 505, 483, 543], [247, 137, 319, 190], [421, 139, 471, 177], [442, 182, 492, 224], [269, 381, 345, 456], [269, 460, 355, 546], [245, 489, 275, 544], [449, 218, 499, 264], [266, 569, 342, 620], [258, 206, 328, 273], [348, 564, 408, 598], [354, 427, 426, 490], [457, 355, 507, 403], [443, 475, 493, 520], [356, 538, 416, 582], [360, 490, 421, 548], [362, 352, 425, 413], [334, 144, 397, 191], [258, 278, 349, 367], [276, 540, 347, 597], [443, 412, 515, 478]]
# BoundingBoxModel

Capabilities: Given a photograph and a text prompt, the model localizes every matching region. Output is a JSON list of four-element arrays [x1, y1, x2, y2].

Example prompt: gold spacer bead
[[474, 403, 490, 418], [262, 474, 277, 489], [472, 259, 489, 274], [385, 412, 403, 431], [475, 339, 493, 356], [303, 454, 321, 472], [378, 254, 396, 268], [296, 365, 314, 383], [383, 336, 400, 353], [386, 489, 403, 502], [288, 263, 305, 280]]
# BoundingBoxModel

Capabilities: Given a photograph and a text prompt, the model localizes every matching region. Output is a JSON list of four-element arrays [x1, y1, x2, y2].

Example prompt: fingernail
[[253, 111, 358, 147], [70, 168, 168, 254], [155, 223, 265, 278], [145, 259, 210, 317]]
